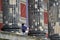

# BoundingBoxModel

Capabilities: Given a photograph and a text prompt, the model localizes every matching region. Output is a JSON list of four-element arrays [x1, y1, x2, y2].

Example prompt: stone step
[[0, 31, 36, 40]]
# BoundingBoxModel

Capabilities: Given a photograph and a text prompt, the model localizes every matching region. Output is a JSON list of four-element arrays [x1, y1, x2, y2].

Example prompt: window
[[35, 0, 38, 2], [9, 8, 13, 13], [41, 0, 43, 1], [16, 7, 18, 13], [0, 19, 3, 23], [13, 14, 16, 18], [9, 0, 16, 5], [59, 9, 60, 18], [35, 4, 38, 8], [59, 14, 60, 18]]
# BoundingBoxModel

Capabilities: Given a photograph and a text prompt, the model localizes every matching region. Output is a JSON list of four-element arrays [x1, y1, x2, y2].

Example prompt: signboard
[[44, 10, 48, 24], [21, 3, 26, 18]]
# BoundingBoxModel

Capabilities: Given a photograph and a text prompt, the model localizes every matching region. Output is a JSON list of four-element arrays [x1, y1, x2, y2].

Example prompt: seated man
[[21, 23, 27, 34]]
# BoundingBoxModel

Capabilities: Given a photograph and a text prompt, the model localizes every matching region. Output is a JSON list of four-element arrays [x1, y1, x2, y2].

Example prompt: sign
[[44, 10, 48, 24], [21, 3, 26, 18]]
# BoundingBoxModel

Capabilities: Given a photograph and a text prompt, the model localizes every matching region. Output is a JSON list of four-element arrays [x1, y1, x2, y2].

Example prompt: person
[[21, 23, 27, 34]]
